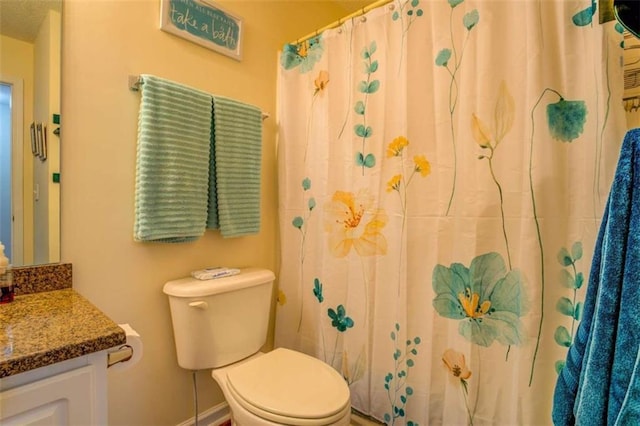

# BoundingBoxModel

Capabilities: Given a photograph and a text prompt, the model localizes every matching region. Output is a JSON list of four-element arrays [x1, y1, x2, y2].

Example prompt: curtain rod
[[128, 75, 270, 120], [291, 0, 394, 45]]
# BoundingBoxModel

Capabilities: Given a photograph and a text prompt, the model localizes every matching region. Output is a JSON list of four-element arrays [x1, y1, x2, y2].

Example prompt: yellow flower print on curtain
[[385, 136, 431, 201], [413, 155, 430, 176], [386, 135, 409, 156], [342, 348, 367, 385], [314, 70, 330, 95], [442, 349, 474, 425], [319, 190, 387, 383], [277, 289, 287, 306], [471, 81, 515, 269], [324, 189, 388, 257], [322, 189, 387, 344], [382, 137, 429, 424], [443, 348, 472, 381], [305, 70, 330, 163], [385, 136, 431, 295]]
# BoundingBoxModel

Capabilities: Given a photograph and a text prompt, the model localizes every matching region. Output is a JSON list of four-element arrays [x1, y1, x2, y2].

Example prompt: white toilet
[[163, 268, 351, 426]]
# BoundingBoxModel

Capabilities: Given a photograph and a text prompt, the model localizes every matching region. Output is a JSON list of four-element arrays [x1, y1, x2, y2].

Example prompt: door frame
[[1, 76, 24, 266]]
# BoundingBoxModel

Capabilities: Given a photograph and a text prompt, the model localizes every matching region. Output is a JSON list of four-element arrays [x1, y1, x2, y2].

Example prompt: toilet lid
[[226, 348, 350, 421]]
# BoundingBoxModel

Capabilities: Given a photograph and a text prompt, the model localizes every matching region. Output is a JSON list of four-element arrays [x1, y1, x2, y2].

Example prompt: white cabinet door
[[0, 365, 96, 425]]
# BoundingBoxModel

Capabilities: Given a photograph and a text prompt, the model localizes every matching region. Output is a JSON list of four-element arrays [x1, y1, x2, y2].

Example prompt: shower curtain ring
[[360, 7, 367, 22]]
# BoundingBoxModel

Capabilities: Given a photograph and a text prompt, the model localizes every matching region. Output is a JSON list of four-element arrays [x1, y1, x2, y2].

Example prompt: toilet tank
[[163, 268, 275, 370]]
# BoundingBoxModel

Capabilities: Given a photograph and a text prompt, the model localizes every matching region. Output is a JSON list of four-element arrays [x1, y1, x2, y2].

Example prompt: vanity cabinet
[[0, 351, 109, 425], [0, 271, 126, 426]]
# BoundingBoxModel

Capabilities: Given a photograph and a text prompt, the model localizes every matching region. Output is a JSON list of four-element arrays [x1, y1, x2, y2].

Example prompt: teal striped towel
[[134, 75, 212, 243], [209, 96, 262, 237]]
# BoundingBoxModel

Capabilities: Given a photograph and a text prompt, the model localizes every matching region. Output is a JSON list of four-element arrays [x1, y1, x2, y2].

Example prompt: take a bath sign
[[160, 0, 243, 60]]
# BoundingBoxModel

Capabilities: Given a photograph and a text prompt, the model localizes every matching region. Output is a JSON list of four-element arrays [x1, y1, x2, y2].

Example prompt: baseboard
[[176, 402, 231, 426]]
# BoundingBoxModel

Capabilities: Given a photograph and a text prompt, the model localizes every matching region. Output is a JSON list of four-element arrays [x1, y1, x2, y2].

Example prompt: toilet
[[163, 268, 351, 426]]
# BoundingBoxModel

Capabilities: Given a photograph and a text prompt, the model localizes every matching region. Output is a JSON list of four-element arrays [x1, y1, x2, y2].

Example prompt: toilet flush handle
[[188, 300, 209, 310]]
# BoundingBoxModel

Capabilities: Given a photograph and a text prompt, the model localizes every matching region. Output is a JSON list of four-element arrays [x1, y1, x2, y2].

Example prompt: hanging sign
[[160, 0, 243, 61]]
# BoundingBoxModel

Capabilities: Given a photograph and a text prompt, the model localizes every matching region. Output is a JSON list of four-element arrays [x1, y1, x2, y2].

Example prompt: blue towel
[[134, 75, 212, 242], [209, 96, 262, 237], [553, 128, 640, 425]]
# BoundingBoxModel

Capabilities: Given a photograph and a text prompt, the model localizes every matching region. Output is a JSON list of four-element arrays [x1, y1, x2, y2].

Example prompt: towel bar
[[128, 75, 270, 120]]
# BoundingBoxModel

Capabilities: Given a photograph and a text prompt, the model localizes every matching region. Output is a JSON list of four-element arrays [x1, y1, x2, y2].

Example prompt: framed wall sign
[[159, 0, 243, 61]]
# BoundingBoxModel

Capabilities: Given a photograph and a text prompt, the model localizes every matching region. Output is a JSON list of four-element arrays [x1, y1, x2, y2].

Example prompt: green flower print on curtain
[[570, 5, 624, 214], [291, 177, 317, 332], [392, 0, 424, 30], [309, 277, 364, 383], [554, 242, 585, 374], [328, 304, 354, 332], [528, 89, 587, 385], [285, 68, 330, 333], [435, 0, 480, 215], [313, 278, 324, 303], [571, 0, 596, 26], [392, 0, 424, 73], [383, 323, 421, 426], [432, 252, 528, 347], [280, 35, 324, 73], [546, 99, 588, 142], [354, 42, 380, 174]]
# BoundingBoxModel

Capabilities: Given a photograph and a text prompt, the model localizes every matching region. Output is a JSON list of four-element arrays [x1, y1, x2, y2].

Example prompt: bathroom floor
[[350, 410, 385, 425]]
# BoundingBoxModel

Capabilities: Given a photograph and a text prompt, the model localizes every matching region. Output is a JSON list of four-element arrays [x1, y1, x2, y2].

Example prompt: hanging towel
[[209, 96, 262, 237], [552, 128, 640, 425], [134, 74, 212, 243]]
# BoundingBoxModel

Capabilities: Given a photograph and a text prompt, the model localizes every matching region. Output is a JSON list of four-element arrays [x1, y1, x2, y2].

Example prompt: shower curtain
[[275, 1, 628, 424]]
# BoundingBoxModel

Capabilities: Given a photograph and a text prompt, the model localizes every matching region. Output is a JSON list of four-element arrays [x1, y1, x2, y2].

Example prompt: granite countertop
[[0, 289, 126, 378]]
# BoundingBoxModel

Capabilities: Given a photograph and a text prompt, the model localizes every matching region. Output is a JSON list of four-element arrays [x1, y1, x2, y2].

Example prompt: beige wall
[[0, 35, 34, 264], [61, 1, 357, 424]]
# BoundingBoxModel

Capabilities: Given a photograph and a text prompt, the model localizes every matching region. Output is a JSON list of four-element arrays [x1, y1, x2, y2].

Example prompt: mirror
[[0, 0, 61, 266], [615, 0, 640, 39]]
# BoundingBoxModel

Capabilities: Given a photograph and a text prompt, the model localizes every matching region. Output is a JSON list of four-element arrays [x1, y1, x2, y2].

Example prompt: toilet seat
[[225, 348, 351, 425]]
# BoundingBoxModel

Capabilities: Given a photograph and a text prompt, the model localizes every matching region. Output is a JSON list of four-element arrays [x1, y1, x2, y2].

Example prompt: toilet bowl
[[212, 349, 351, 426], [163, 268, 351, 426]]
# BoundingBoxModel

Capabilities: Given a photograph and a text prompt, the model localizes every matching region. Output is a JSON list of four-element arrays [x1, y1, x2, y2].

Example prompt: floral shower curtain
[[275, 1, 628, 424]]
